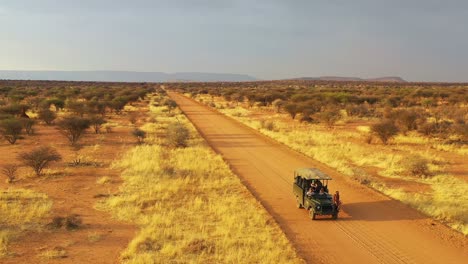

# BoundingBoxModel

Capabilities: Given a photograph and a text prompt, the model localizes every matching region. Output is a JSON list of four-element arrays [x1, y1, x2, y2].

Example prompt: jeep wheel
[[332, 212, 338, 220], [310, 211, 316, 220]]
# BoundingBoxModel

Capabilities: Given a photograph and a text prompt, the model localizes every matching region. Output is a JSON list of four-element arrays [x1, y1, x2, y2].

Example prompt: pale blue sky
[[1, 0, 467, 81]]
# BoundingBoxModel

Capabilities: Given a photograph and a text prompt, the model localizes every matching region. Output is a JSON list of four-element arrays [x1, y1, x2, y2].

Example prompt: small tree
[[38, 108, 57, 125], [163, 99, 177, 112], [110, 97, 128, 114], [21, 118, 36, 135], [389, 109, 420, 134], [284, 103, 298, 120], [18, 146, 62, 176], [232, 93, 245, 106], [318, 109, 341, 128], [0, 118, 23, 144], [66, 100, 87, 117], [57, 117, 90, 145], [89, 116, 106, 134], [166, 123, 189, 148], [371, 119, 399, 144], [272, 99, 284, 113], [132, 128, 146, 144], [1, 164, 18, 183], [300, 108, 315, 123]]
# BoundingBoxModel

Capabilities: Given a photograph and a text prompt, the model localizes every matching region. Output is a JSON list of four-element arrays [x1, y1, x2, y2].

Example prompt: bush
[[418, 121, 453, 137], [283, 103, 298, 120], [18, 146, 62, 176], [21, 118, 36, 135], [272, 99, 284, 113], [47, 214, 82, 230], [166, 122, 189, 148], [389, 109, 420, 133], [66, 100, 87, 117], [163, 99, 177, 112], [89, 116, 106, 134], [1, 164, 18, 183], [400, 155, 431, 177], [110, 97, 129, 114], [132, 128, 146, 144], [57, 117, 90, 145], [0, 118, 23, 144], [346, 104, 370, 117], [260, 120, 275, 131], [65, 214, 82, 230], [0, 104, 23, 116], [371, 119, 399, 144], [38, 108, 57, 125], [317, 109, 341, 128]]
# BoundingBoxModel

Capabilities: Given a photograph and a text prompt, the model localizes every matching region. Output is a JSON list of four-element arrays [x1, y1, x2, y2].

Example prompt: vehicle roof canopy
[[295, 168, 332, 180]]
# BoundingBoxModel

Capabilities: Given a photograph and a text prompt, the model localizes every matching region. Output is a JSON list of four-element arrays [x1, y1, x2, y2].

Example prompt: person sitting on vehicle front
[[319, 187, 327, 196], [306, 187, 314, 197], [313, 179, 323, 192]]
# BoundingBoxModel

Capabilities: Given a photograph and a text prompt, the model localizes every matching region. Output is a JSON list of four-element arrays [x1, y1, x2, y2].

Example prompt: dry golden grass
[[96, 176, 112, 185], [97, 95, 303, 263], [87, 232, 103, 243], [370, 174, 468, 235], [38, 248, 67, 259], [195, 94, 468, 235], [0, 188, 52, 257]]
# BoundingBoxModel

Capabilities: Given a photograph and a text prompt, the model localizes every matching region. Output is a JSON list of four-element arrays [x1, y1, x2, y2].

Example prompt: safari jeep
[[293, 168, 341, 220]]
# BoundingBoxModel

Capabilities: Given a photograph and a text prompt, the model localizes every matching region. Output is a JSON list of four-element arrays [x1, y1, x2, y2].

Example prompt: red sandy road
[[168, 92, 467, 264]]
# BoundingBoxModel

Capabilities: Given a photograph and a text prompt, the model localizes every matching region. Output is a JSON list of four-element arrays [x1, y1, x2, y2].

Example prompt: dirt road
[[168, 92, 467, 264]]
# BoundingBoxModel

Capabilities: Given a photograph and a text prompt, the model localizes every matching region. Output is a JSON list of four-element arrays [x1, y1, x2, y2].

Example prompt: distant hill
[[0, 70, 257, 82], [292, 76, 406, 82], [365, 76, 406, 82]]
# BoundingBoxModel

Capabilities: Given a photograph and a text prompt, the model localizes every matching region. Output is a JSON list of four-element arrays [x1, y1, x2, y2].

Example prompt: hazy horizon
[[1, 0, 467, 82]]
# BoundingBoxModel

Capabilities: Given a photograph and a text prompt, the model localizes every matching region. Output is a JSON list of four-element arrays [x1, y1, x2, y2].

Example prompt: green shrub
[[57, 117, 91, 145], [38, 108, 57, 125], [0, 118, 23, 144], [18, 146, 62, 176], [283, 103, 298, 119], [21, 118, 36, 135]]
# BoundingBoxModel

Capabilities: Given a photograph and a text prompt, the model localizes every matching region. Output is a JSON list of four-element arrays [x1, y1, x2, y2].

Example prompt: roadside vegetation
[[97, 94, 303, 263], [172, 81, 468, 235], [0, 188, 52, 257], [0, 80, 153, 261]]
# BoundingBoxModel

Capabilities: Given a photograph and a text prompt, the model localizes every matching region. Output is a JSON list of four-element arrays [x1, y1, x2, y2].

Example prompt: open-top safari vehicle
[[293, 168, 341, 220]]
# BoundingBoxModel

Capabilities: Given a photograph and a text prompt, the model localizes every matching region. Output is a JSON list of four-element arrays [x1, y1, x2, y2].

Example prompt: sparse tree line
[[0, 81, 193, 183], [171, 81, 467, 145], [0, 81, 152, 183], [0, 81, 155, 145]]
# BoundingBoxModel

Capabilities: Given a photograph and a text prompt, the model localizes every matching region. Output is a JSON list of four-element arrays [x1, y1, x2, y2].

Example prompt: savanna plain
[[0, 79, 467, 263], [0, 80, 301, 263]]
